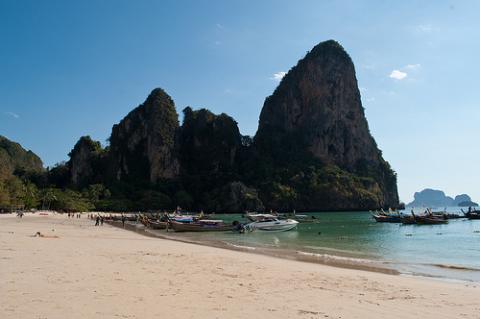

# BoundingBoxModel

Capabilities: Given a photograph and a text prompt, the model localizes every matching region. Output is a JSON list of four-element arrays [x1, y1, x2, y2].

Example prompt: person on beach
[[121, 215, 126, 228], [100, 216, 104, 226], [32, 231, 59, 238], [95, 215, 100, 226]]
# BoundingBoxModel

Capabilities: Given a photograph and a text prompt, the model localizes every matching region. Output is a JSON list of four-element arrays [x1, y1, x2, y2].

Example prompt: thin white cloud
[[405, 64, 421, 70], [216, 23, 224, 30], [271, 71, 287, 82], [389, 70, 407, 80], [414, 24, 439, 33], [5, 111, 19, 119]]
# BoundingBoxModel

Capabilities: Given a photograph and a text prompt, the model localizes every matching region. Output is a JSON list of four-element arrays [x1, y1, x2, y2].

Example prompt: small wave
[[224, 243, 257, 250], [431, 264, 480, 271], [296, 251, 376, 264], [303, 245, 374, 257]]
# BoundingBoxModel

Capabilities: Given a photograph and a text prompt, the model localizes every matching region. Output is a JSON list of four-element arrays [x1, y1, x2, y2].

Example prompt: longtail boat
[[372, 214, 402, 223], [411, 212, 448, 225], [462, 209, 480, 219], [148, 219, 168, 229], [169, 220, 234, 232]]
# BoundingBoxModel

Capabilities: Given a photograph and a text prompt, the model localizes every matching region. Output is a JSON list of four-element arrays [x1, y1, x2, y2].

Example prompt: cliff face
[[68, 136, 105, 187], [179, 107, 242, 175], [255, 40, 399, 208], [177, 108, 265, 212], [109, 88, 180, 183], [0, 135, 43, 174]]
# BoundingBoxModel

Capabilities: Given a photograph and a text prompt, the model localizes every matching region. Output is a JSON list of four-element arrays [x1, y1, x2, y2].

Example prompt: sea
[[141, 208, 480, 282]]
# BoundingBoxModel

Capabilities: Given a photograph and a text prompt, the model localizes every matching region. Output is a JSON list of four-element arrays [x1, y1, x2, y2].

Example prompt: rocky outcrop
[[179, 107, 242, 175], [68, 136, 104, 187], [454, 194, 472, 206], [0, 135, 43, 174], [254, 40, 399, 209], [109, 88, 180, 183], [407, 190, 478, 207]]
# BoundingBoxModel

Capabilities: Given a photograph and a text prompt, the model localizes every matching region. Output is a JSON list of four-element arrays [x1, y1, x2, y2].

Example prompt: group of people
[[92, 215, 104, 226], [67, 213, 81, 219]]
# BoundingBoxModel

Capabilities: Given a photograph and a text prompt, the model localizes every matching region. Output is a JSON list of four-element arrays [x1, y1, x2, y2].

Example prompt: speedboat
[[245, 217, 299, 232]]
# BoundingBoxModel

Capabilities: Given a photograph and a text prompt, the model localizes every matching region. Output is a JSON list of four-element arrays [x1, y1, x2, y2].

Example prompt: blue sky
[[1, 0, 479, 203]]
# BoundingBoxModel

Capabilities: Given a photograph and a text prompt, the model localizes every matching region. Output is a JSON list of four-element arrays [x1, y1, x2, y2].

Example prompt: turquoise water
[[154, 210, 480, 282]]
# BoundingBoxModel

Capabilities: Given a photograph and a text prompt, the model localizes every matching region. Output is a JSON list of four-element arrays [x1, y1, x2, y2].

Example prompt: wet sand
[[1, 214, 479, 318]]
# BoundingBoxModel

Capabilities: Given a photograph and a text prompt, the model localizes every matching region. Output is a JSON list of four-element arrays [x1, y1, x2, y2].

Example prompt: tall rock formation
[[68, 136, 105, 187], [177, 107, 265, 212], [255, 40, 399, 208], [179, 107, 242, 176], [109, 88, 180, 183]]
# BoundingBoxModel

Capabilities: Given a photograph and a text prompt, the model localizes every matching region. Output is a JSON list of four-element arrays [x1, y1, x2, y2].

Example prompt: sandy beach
[[1, 214, 479, 319]]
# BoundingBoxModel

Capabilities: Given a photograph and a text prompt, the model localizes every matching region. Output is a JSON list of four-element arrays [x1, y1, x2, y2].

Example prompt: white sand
[[1, 214, 479, 319]]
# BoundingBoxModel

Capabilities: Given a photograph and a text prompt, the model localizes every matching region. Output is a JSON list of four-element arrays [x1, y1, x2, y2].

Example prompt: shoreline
[[111, 220, 480, 283], [108, 220, 401, 276]]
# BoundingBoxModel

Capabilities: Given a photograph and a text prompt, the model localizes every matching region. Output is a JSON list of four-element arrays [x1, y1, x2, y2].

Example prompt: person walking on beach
[[121, 215, 126, 228], [95, 215, 100, 226], [100, 216, 104, 226]]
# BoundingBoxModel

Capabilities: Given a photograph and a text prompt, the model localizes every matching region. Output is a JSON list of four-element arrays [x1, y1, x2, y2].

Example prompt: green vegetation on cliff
[[0, 135, 43, 211]]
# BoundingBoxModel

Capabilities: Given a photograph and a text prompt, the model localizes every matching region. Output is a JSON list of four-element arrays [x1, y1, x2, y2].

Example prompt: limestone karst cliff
[[59, 40, 399, 211], [68, 136, 105, 187], [109, 88, 180, 183], [254, 40, 398, 209]]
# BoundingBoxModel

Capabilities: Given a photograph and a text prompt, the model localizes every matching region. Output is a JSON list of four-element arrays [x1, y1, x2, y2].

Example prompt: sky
[[1, 0, 479, 203]]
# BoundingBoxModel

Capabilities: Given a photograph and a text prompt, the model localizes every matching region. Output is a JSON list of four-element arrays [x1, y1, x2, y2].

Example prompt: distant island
[[406, 189, 478, 208], [0, 40, 399, 213]]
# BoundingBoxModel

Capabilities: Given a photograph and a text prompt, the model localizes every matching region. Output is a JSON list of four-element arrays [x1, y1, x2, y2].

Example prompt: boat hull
[[247, 219, 299, 232], [169, 221, 233, 232], [148, 220, 168, 229]]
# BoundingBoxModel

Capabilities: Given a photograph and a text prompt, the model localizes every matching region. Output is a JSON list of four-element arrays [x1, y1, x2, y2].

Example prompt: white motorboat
[[245, 218, 299, 232]]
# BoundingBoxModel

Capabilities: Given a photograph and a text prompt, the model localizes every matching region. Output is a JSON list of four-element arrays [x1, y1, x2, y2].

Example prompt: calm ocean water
[[151, 209, 480, 282]]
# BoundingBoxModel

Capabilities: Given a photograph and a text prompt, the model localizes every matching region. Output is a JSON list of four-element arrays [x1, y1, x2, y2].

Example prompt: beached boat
[[245, 218, 299, 232], [148, 219, 168, 229], [169, 220, 234, 232]]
